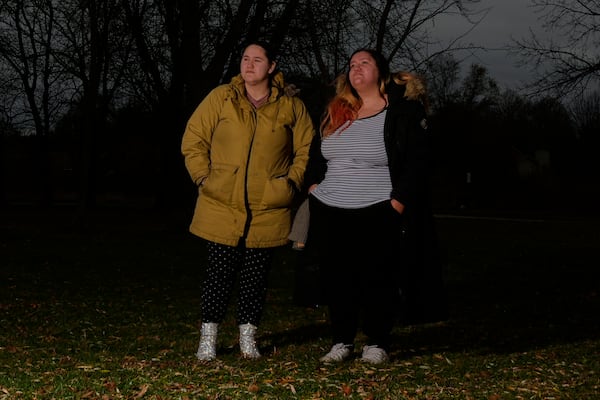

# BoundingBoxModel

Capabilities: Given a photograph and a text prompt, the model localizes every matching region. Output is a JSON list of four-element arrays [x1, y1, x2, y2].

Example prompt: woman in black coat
[[301, 48, 447, 364]]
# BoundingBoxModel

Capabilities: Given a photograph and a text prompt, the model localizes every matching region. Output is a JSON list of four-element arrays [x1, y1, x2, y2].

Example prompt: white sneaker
[[360, 345, 388, 364], [319, 343, 353, 362]]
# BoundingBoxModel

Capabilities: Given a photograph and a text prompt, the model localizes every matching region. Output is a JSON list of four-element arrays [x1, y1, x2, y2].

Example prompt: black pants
[[308, 196, 401, 351], [201, 241, 273, 326]]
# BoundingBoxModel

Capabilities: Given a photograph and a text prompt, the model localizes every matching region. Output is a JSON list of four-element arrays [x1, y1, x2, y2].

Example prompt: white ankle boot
[[239, 323, 261, 359], [196, 322, 218, 361]]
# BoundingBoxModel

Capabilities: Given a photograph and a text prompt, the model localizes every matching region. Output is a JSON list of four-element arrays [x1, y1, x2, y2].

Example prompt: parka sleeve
[[286, 98, 316, 191], [303, 133, 327, 193], [181, 88, 225, 185], [389, 99, 430, 209]]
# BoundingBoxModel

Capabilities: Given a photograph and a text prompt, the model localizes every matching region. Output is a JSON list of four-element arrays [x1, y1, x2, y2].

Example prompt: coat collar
[[230, 71, 286, 103]]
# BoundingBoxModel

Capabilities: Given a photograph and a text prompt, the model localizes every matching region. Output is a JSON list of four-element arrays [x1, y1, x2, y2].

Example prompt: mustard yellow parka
[[181, 72, 315, 248]]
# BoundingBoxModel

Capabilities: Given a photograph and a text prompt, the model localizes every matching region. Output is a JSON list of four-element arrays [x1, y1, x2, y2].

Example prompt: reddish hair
[[320, 76, 360, 136]]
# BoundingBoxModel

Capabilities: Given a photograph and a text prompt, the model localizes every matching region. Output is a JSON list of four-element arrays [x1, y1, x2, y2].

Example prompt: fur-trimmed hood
[[389, 72, 428, 110], [229, 71, 301, 101]]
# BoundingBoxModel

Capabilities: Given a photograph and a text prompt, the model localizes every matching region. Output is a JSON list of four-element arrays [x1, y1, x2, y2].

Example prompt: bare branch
[[512, 0, 600, 98]]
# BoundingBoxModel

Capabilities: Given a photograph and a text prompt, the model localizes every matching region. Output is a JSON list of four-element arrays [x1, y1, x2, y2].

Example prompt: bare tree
[[0, 0, 487, 133], [570, 90, 600, 175], [0, 0, 492, 211], [273, 0, 485, 120], [52, 0, 133, 218], [0, 0, 60, 136], [460, 63, 500, 107], [571, 91, 600, 139], [423, 53, 461, 112], [0, 0, 62, 205], [513, 0, 600, 98], [340, 0, 484, 73]]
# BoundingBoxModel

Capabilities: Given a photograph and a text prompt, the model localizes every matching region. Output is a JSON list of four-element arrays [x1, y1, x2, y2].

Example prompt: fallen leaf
[[341, 384, 352, 396], [134, 384, 149, 398]]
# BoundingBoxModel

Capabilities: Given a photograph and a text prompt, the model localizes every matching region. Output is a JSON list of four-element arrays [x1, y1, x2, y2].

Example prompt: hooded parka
[[182, 72, 315, 248]]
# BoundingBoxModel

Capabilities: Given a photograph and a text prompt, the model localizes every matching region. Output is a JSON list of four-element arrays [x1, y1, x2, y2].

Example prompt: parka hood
[[229, 71, 298, 101], [181, 69, 315, 248], [389, 71, 428, 110]]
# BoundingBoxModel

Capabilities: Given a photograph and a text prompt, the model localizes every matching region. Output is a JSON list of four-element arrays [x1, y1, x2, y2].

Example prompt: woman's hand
[[308, 184, 318, 193], [390, 198, 405, 214]]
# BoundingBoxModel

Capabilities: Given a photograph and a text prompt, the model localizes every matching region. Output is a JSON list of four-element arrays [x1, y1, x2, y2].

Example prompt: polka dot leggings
[[201, 241, 273, 326]]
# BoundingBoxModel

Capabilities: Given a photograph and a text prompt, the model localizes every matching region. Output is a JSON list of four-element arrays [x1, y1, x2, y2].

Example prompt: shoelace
[[322, 344, 351, 361], [362, 345, 387, 363]]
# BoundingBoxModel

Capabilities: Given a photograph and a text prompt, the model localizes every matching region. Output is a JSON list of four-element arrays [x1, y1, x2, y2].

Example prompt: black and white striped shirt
[[311, 109, 392, 209]]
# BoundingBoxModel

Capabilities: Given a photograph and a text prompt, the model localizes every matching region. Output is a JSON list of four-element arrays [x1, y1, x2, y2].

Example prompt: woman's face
[[348, 51, 380, 91], [240, 44, 276, 86]]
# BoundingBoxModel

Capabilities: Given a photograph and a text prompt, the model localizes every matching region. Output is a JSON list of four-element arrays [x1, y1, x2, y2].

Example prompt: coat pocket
[[202, 163, 238, 204], [258, 175, 295, 209]]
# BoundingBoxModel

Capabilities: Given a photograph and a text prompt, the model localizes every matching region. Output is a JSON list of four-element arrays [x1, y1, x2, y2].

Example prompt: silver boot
[[239, 323, 261, 359], [196, 322, 218, 361]]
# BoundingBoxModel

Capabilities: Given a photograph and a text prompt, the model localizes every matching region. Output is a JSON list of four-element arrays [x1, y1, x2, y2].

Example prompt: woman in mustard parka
[[181, 41, 314, 361]]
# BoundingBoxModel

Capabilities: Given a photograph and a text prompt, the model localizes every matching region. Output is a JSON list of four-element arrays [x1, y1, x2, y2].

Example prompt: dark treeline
[[1, 1, 599, 221]]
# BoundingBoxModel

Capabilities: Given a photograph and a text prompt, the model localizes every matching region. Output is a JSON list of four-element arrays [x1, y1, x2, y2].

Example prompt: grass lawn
[[1, 208, 599, 399]]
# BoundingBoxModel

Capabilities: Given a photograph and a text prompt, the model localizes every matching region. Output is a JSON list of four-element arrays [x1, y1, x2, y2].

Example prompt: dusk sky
[[431, 0, 551, 91]]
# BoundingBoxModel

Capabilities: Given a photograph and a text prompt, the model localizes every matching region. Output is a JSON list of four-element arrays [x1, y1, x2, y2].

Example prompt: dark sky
[[430, 0, 551, 91]]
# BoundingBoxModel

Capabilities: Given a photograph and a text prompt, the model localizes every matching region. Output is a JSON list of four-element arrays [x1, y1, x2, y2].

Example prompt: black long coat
[[384, 81, 447, 325], [303, 79, 447, 325]]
